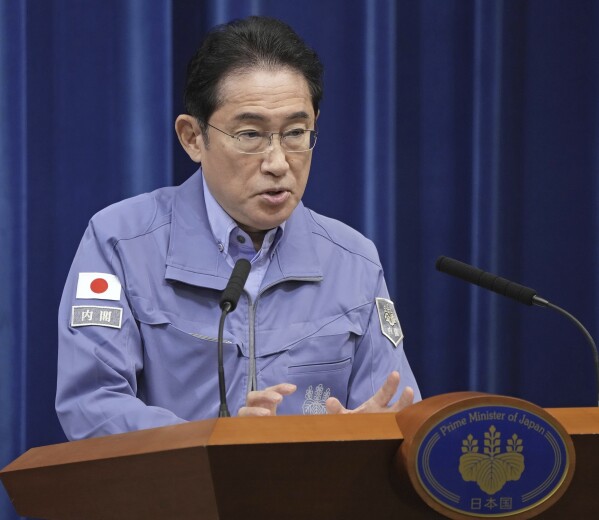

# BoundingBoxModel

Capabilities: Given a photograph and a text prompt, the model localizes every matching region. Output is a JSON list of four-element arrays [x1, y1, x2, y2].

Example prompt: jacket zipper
[[246, 276, 323, 394]]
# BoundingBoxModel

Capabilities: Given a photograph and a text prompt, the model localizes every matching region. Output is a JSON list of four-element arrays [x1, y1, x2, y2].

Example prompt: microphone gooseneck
[[436, 255, 599, 407], [217, 259, 251, 417]]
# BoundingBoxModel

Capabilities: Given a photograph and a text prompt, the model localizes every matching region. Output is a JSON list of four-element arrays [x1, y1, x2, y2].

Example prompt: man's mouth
[[259, 189, 291, 205]]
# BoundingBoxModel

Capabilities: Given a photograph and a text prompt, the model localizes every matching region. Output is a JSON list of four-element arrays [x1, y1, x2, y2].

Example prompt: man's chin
[[244, 205, 297, 231], [238, 215, 289, 235]]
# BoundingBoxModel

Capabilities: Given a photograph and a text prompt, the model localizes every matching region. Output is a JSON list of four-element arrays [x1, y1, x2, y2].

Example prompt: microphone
[[217, 259, 251, 417], [435, 255, 541, 306], [436, 255, 599, 406], [220, 259, 252, 312]]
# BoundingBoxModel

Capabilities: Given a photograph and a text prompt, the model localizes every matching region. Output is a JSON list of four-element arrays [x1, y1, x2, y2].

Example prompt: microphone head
[[435, 256, 450, 272], [436, 255, 538, 306], [219, 259, 251, 312]]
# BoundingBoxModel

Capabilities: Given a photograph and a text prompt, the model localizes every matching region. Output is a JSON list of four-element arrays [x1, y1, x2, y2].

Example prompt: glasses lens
[[282, 130, 317, 152], [280, 130, 307, 151], [236, 132, 269, 153], [235, 130, 317, 154]]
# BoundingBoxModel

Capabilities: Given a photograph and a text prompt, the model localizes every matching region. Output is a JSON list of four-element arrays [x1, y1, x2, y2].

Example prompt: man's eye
[[237, 131, 262, 140], [283, 129, 306, 138]]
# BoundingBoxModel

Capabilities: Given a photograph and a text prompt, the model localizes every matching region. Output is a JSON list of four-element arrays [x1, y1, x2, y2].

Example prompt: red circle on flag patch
[[90, 278, 109, 294]]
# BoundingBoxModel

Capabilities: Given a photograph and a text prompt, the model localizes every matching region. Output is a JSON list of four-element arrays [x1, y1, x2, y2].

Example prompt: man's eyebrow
[[234, 112, 267, 122], [232, 111, 311, 122], [286, 111, 310, 120]]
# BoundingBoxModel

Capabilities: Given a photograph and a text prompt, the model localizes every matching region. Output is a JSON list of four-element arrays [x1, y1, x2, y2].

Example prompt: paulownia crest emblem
[[302, 384, 330, 415], [459, 425, 525, 495], [383, 303, 398, 326]]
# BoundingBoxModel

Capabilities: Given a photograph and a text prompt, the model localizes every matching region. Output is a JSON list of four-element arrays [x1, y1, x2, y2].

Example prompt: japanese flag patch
[[76, 272, 122, 301], [375, 297, 404, 347]]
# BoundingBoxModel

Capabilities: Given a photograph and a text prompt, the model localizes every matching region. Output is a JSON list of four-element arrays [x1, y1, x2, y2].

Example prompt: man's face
[[198, 68, 316, 233]]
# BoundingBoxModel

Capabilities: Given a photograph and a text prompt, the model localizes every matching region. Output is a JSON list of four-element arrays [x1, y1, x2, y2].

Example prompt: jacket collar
[[165, 169, 323, 291]]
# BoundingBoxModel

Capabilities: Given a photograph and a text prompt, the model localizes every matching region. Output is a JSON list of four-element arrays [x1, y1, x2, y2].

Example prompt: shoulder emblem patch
[[71, 306, 123, 329], [375, 297, 404, 347]]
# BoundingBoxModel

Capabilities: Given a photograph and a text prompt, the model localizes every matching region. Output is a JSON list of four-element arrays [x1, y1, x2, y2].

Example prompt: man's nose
[[261, 138, 289, 176]]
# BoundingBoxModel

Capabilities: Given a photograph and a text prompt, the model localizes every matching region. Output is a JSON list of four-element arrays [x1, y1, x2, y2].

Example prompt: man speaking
[[56, 16, 420, 440]]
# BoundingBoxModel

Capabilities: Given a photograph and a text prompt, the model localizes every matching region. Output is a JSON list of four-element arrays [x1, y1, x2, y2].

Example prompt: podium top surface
[[546, 407, 599, 434], [1, 412, 403, 473], [3, 407, 598, 476]]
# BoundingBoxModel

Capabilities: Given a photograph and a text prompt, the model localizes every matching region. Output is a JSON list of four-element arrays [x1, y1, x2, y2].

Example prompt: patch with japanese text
[[71, 305, 123, 329], [375, 297, 404, 347]]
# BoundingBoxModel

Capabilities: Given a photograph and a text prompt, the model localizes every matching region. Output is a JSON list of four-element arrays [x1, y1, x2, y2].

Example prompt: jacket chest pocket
[[275, 320, 363, 415]]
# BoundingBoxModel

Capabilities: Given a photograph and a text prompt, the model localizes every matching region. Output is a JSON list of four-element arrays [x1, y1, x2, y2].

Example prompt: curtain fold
[[0, 2, 28, 517], [2, 1, 598, 517]]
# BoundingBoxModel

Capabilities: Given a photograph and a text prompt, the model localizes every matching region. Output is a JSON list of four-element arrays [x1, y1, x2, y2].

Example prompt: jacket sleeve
[[346, 272, 422, 409], [56, 219, 186, 440]]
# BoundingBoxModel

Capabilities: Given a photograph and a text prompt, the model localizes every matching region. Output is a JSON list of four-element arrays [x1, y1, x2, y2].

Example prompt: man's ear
[[175, 114, 203, 163]]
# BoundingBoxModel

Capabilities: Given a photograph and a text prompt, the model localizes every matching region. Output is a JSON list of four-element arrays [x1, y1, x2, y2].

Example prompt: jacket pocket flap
[[130, 295, 238, 346], [254, 308, 366, 358]]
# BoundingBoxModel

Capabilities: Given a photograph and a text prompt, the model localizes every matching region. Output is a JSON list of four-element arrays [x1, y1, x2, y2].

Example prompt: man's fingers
[[238, 406, 271, 417], [264, 383, 297, 396], [245, 390, 283, 409], [239, 383, 297, 417], [245, 384, 296, 405], [239, 378, 413, 417], [388, 386, 415, 413], [325, 397, 348, 414], [371, 371, 401, 408], [351, 372, 413, 414]]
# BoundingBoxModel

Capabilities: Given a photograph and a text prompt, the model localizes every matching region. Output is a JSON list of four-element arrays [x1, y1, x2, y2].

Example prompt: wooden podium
[[1, 403, 598, 519]]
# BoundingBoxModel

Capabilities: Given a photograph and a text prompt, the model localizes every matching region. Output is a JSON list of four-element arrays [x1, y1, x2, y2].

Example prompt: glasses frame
[[205, 122, 317, 154]]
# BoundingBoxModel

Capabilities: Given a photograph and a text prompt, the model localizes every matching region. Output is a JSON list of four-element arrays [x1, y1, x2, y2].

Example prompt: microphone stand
[[217, 302, 232, 417], [533, 296, 599, 407], [216, 258, 251, 418], [436, 256, 599, 406]]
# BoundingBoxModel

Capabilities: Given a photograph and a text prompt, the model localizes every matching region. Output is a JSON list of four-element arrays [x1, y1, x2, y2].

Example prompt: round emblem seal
[[395, 393, 575, 519]]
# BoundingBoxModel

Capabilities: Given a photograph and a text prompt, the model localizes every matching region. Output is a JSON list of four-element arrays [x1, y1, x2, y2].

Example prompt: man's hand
[[238, 383, 297, 416], [325, 371, 414, 414]]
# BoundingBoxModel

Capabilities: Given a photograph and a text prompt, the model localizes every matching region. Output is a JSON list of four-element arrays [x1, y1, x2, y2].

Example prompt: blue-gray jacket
[[57, 171, 420, 440]]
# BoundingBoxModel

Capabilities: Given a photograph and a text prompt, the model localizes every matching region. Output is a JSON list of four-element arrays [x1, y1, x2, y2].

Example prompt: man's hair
[[184, 16, 324, 134]]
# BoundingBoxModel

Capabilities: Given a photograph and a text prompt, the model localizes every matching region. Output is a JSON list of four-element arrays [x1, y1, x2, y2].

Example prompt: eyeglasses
[[206, 123, 317, 154]]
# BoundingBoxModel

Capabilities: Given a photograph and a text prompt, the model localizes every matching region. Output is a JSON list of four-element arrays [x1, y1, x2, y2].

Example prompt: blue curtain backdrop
[[1, 0, 598, 516]]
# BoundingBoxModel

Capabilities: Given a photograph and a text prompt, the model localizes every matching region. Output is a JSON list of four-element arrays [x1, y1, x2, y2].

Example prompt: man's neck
[[246, 230, 268, 252]]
